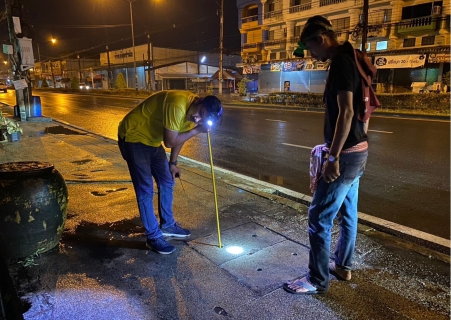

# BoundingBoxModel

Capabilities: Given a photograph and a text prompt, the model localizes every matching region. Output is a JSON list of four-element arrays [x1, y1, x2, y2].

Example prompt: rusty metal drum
[[0, 161, 68, 259]]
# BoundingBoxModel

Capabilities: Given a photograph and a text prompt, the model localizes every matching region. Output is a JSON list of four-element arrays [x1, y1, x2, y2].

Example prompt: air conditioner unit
[[432, 6, 441, 15]]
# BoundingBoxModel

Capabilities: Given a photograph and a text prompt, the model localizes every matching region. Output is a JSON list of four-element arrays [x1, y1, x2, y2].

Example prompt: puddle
[[213, 307, 228, 316], [91, 188, 128, 197], [71, 159, 93, 165], [44, 125, 86, 135], [72, 173, 90, 179]]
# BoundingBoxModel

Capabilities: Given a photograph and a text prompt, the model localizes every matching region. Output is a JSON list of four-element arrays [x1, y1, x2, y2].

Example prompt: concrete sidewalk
[[0, 117, 449, 320]]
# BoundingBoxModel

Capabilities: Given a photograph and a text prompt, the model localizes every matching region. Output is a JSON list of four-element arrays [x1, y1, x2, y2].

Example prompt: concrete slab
[[188, 221, 286, 266], [220, 240, 309, 296]]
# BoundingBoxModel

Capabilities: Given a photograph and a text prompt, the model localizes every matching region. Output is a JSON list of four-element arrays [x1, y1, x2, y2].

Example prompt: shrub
[[114, 73, 127, 89], [243, 91, 449, 115], [41, 78, 49, 88], [70, 77, 79, 89], [237, 77, 251, 96]]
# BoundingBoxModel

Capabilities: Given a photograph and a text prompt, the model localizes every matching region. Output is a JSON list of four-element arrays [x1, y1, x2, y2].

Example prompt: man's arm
[[163, 126, 205, 148], [323, 90, 354, 183]]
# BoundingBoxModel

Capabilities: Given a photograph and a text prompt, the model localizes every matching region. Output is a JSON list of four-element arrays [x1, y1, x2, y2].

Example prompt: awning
[[210, 69, 243, 81]]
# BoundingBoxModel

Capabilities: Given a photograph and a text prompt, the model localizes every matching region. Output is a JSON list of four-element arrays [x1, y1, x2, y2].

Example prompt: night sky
[[1, 0, 242, 62]]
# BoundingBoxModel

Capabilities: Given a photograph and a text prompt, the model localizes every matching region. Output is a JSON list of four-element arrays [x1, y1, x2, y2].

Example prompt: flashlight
[[207, 120, 213, 127]]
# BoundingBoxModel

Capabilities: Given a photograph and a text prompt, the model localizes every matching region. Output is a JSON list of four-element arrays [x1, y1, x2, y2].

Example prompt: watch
[[328, 155, 339, 162], [169, 161, 178, 166]]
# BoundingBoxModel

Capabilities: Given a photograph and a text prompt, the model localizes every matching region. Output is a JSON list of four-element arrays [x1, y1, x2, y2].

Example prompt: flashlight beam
[[207, 131, 222, 249]]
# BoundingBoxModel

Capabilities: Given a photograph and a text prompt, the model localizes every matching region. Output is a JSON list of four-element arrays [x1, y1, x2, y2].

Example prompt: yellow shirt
[[118, 90, 198, 147]]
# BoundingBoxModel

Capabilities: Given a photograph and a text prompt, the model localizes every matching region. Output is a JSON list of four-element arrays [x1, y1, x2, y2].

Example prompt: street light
[[35, 38, 57, 81]]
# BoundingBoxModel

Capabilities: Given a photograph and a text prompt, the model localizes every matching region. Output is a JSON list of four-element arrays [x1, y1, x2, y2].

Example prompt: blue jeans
[[307, 150, 368, 291], [118, 138, 175, 240]]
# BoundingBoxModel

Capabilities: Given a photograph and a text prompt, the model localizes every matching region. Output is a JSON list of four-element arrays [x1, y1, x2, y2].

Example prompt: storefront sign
[[428, 53, 450, 63], [270, 60, 329, 72], [374, 54, 426, 69], [243, 65, 261, 74], [270, 63, 282, 72]]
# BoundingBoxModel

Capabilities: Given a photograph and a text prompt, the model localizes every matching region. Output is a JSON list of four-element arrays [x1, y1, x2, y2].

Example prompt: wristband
[[169, 161, 178, 166]]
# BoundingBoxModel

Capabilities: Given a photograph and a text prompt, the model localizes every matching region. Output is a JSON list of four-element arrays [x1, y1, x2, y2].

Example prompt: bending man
[[118, 90, 223, 255]]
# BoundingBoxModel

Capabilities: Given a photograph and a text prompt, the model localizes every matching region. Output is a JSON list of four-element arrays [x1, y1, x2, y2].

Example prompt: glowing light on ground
[[226, 246, 243, 254]]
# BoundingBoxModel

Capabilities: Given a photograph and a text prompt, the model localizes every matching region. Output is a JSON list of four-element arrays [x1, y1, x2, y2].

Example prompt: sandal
[[283, 276, 327, 295]]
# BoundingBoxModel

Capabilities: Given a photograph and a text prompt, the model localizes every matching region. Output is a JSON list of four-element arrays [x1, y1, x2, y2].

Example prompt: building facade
[[236, 0, 450, 93], [98, 44, 241, 92]]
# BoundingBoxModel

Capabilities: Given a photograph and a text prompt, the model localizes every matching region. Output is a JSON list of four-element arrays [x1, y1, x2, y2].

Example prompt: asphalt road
[[1, 91, 449, 239]]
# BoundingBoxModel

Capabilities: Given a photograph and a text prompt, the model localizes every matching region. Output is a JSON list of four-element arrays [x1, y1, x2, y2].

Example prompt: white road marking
[[265, 119, 286, 122], [368, 129, 393, 134], [281, 143, 312, 149]]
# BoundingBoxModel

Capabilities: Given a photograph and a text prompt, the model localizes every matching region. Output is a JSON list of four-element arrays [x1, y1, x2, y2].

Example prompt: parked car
[[0, 82, 7, 93], [79, 83, 91, 90]]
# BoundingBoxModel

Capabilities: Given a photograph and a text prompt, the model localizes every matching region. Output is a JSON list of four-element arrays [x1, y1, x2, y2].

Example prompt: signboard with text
[[270, 60, 329, 72], [243, 65, 261, 74], [428, 53, 450, 63], [374, 54, 426, 69]]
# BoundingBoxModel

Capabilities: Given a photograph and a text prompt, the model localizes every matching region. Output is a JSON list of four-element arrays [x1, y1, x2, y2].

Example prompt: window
[[268, 31, 275, 40], [403, 38, 416, 47], [270, 52, 277, 60], [330, 17, 350, 31], [267, 0, 277, 12], [294, 26, 302, 37], [421, 35, 435, 45], [280, 52, 287, 59], [401, 2, 442, 19], [359, 43, 371, 51], [257, 54, 263, 61], [376, 41, 388, 50]]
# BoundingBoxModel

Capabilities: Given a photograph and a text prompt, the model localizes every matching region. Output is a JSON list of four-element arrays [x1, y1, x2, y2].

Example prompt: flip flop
[[283, 277, 327, 295]]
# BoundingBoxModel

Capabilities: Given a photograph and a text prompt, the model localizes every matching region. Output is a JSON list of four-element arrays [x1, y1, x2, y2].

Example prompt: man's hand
[[169, 164, 181, 180], [323, 160, 340, 183]]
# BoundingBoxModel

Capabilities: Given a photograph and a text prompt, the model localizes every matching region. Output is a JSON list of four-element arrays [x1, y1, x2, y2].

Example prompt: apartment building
[[236, 0, 450, 93]]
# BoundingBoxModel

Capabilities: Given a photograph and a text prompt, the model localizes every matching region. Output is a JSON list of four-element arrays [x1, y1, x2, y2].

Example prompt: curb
[[178, 156, 450, 255], [3, 106, 449, 255]]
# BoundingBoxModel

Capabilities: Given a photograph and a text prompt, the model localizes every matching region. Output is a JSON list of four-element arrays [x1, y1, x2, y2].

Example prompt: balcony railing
[[264, 10, 283, 20], [242, 43, 262, 53], [319, 0, 346, 7], [242, 15, 258, 24], [289, 3, 312, 13], [264, 39, 286, 46], [398, 16, 437, 33]]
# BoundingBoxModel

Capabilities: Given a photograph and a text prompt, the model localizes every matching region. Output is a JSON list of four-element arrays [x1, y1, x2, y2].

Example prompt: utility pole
[[218, 0, 224, 95], [50, 61, 55, 87], [128, 0, 138, 91], [361, 0, 369, 53], [5, 0, 32, 121], [77, 55, 82, 83], [147, 34, 152, 91], [106, 47, 112, 89]]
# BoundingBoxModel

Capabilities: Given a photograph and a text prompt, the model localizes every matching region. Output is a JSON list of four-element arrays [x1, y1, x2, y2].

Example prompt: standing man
[[118, 91, 223, 255], [284, 16, 369, 294]]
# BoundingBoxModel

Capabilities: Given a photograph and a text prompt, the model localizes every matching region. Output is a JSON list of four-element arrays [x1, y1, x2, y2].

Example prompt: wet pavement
[[0, 117, 449, 320]]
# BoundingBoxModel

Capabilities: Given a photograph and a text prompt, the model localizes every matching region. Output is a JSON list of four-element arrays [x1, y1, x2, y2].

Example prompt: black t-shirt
[[323, 43, 368, 149]]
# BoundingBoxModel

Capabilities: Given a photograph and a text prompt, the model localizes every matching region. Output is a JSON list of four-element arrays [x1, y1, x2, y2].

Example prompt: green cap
[[293, 41, 307, 58]]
